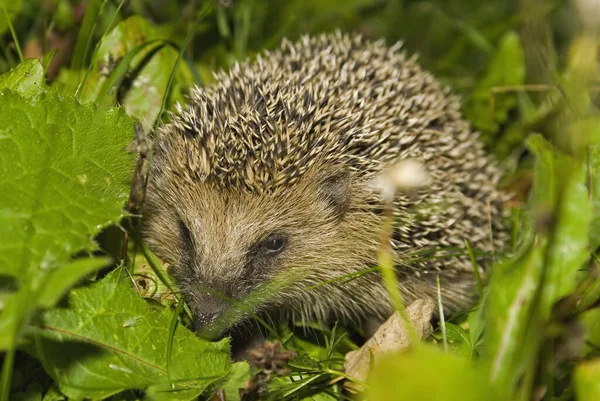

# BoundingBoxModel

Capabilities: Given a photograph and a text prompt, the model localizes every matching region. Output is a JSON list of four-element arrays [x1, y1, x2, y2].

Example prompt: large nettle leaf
[[0, 64, 133, 280], [0, 60, 231, 400], [0, 60, 136, 354], [28, 269, 231, 400]]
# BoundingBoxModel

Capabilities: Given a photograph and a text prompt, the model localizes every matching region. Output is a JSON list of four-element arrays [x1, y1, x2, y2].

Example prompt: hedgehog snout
[[194, 311, 221, 330], [187, 291, 230, 338]]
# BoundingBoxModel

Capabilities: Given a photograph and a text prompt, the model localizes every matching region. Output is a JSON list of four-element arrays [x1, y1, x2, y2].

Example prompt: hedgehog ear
[[318, 169, 351, 219]]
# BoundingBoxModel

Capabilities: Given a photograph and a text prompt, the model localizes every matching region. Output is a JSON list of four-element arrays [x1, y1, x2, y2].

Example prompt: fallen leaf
[[344, 299, 435, 392]]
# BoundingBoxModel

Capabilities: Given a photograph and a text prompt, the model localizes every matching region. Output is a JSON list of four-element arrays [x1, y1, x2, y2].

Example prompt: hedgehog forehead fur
[[146, 32, 507, 331]]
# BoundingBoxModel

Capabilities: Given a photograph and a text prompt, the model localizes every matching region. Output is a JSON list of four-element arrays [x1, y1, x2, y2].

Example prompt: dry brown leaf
[[343, 299, 435, 393]]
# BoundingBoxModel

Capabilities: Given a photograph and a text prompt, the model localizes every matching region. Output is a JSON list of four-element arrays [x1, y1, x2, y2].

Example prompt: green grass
[[2, 0, 600, 400]]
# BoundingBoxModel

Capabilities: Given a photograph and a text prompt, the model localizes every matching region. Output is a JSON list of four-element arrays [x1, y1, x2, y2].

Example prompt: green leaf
[[527, 135, 591, 312], [467, 296, 487, 358], [29, 269, 231, 400], [288, 354, 321, 371], [0, 78, 135, 398], [41, 385, 66, 401], [442, 323, 472, 356], [367, 345, 508, 401], [78, 16, 193, 129], [0, 89, 134, 279], [575, 359, 600, 401], [484, 139, 553, 387], [0, 59, 44, 97], [0, 257, 107, 350], [486, 134, 592, 389], [36, 257, 111, 309], [527, 134, 559, 212], [464, 31, 525, 135], [587, 125, 600, 251], [443, 323, 469, 344], [581, 307, 600, 355], [221, 362, 251, 401], [485, 239, 543, 387]]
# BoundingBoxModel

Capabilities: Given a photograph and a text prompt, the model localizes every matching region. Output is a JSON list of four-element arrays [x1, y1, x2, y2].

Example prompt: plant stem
[[378, 198, 420, 344]]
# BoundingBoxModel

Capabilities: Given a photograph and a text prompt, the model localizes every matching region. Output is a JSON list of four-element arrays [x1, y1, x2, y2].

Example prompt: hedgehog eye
[[260, 234, 288, 255]]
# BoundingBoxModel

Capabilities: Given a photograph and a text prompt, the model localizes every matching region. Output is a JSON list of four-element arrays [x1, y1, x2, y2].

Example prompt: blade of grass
[[77, 0, 127, 98], [216, 4, 231, 39], [42, 49, 58, 73], [437, 274, 448, 353], [167, 298, 185, 387], [378, 198, 419, 344], [71, 0, 104, 71], [0, 346, 16, 401], [140, 238, 193, 321], [465, 239, 484, 297], [154, 2, 212, 129], [2, 3, 23, 63], [233, 0, 253, 59], [307, 266, 379, 290]]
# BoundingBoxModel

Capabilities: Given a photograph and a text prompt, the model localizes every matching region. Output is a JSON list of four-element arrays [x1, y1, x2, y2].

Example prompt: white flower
[[370, 159, 430, 201]]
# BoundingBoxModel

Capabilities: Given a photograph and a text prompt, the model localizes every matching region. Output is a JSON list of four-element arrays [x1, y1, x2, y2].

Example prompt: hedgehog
[[143, 32, 507, 338]]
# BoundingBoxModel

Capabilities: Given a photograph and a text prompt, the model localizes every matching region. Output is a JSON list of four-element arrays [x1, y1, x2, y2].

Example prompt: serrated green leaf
[[0, 59, 45, 97], [0, 257, 112, 349], [0, 89, 134, 279], [442, 322, 472, 356], [467, 295, 487, 358], [0, 82, 135, 398], [367, 345, 508, 401], [443, 323, 469, 344], [29, 268, 230, 400]]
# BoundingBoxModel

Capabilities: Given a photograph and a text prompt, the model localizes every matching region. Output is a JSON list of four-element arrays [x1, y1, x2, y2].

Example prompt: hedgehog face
[[143, 167, 380, 336]]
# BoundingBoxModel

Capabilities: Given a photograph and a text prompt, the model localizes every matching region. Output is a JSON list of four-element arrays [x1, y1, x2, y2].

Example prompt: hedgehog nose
[[190, 293, 230, 338], [193, 309, 227, 339], [195, 311, 220, 328]]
